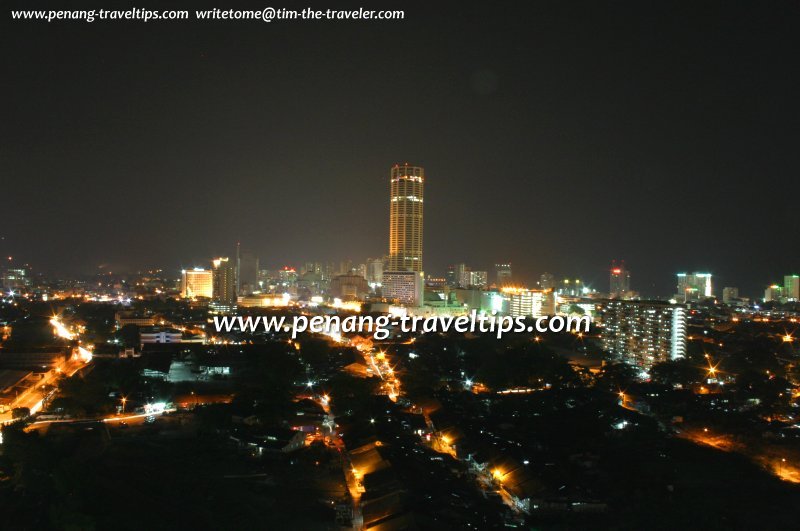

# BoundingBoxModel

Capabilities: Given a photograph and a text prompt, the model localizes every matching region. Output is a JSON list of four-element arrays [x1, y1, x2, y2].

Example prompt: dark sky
[[3, 0, 799, 297]]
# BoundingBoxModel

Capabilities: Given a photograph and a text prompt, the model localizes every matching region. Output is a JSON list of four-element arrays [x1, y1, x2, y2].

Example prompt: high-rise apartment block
[[601, 300, 687, 372], [211, 257, 237, 312]]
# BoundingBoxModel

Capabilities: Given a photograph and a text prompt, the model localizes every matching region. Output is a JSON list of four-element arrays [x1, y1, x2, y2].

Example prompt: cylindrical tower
[[388, 163, 424, 272]]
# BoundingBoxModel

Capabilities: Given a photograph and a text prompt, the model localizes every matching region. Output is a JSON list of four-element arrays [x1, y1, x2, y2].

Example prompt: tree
[[595, 362, 639, 393], [651, 359, 703, 387]]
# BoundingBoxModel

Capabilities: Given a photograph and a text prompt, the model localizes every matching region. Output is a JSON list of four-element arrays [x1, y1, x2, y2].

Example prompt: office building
[[211, 257, 237, 312], [278, 267, 298, 288], [181, 268, 213, 299], [445, 265, 457, 288], [558, 278, 584, 297], [387, 163, 424, 272], [382, 271, 424, 306], [504, 288, 549, 318], [785, 275, 800, 302], [764, 284, 783, 303], [676, 272, 713, 302], [140, 327, 183, 345], [609, 261, 631, 299], [1, 267, 30, 292], [600, 300, 687, 372], [237, 248, 259, 296], [454, 263, 469, 288], [494, 263, 512, 288], [722, 287, 739, 304], [469, 270, 488, 289], [539, 272, 555, 290], [366, 258, 384, 286]]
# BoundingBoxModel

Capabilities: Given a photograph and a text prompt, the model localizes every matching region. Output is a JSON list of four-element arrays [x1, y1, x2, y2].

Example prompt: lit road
[[25, 408, 177, 433], [676, 427, 800, 483], [1, 318, 91, 425]]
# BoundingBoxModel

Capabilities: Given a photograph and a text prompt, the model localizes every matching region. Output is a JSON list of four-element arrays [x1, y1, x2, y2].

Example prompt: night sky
[[3, 0, 799, 296]]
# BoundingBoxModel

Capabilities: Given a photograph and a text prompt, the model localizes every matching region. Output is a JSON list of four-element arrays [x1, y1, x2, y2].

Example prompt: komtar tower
[[387, 163, 424, 272]]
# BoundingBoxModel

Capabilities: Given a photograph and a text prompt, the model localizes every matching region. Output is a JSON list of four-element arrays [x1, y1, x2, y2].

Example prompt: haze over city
[[3, 0, 798, 296], [2, 2, 800, 530]]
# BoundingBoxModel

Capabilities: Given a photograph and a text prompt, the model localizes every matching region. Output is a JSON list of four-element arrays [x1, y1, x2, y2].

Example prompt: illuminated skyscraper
[[785, 275, 799, 302], [764, 284, 783, 303], [181, 268, 213, 299], [676, 272, 713, 301], [211, 257, 237, 312], [387, 163, 424, 272], [609, 261, 631, 299], [601, 300, 687, 373], [503, 287, 549, 318]]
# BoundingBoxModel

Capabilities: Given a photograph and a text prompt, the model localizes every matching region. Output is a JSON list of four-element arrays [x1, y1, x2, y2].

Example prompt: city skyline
[[3, 1, 798, 295], [3, 3, 800, 527]]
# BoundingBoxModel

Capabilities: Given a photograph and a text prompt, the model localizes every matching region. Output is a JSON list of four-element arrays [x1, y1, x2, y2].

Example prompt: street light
[[121, 397, 127, 414]]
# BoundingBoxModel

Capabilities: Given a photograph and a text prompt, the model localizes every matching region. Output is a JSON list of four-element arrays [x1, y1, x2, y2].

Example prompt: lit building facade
[[140, 327, 183, 344], [387, 164, 424, 272], [676, 272, 713, 301], [785, 275, 799, 302], [469, 270, 488, 289], [1, 267, 29, 292], [503, 288, 551, 318], [211, 257, 237, 312], [764, 284, 783, 303], [278, 267, 298, 288], [181, 268, 213, 299], [238, 293, 291, 307], [600, 300, 687, 373], [382, 271, 424, 306], [455, 263, 469, 288]]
